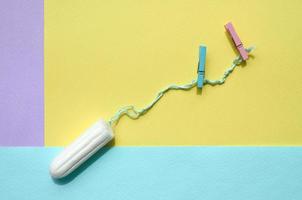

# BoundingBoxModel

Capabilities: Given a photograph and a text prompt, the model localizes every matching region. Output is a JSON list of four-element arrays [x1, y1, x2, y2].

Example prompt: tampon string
[[108, 46, 255, 127]]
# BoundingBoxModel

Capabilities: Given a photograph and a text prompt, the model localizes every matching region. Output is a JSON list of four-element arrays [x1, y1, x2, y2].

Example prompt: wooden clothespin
[[225, 22, 248, 60], [197, 45, 206, 89]]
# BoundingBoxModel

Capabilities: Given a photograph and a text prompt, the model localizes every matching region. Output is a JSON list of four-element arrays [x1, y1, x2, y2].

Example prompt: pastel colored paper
[[1, 1, 302, 199], [45, 0, 302, 146], [0, 0, 44, 146], [1, 147, 302, 199]]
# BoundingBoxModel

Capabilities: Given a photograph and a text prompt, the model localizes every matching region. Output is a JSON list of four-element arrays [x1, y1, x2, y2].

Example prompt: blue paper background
[[1, 147, 302, 199]]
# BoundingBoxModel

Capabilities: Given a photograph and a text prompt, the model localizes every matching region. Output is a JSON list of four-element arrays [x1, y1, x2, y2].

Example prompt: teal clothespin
[[197, 45, 206, 89]]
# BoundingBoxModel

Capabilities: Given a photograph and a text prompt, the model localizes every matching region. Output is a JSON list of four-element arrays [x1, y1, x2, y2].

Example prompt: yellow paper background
[[45, 0, 302, 146]]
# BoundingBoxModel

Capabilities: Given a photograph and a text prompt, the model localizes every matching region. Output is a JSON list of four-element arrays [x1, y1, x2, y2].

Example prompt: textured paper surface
[[45, 0, 302, 146], [0, 0, 44, 146], [1, 147, 302, 199]]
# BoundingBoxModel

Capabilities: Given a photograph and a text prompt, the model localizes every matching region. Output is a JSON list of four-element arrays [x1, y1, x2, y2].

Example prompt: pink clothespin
[[225, 22, 248, 60]]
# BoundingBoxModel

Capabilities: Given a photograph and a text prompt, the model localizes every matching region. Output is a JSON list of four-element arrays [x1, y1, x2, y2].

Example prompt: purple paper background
[[0, 0, 44, 146]]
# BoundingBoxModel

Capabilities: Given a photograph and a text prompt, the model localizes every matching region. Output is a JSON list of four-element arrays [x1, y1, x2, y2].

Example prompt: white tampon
[[49, 119, 114, 179]]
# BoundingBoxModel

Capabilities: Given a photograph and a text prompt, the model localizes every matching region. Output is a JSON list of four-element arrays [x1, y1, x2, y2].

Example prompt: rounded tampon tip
[[49, 119, 114, 179], [49, 158, 66, 179]]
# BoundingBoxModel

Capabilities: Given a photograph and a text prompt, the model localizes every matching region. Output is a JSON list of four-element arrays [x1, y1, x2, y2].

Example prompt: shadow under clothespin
[[196, 45, 206, 95]]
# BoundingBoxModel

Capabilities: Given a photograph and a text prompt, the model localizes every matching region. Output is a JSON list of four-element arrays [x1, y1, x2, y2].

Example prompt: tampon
[[49, 119, 114, 179]]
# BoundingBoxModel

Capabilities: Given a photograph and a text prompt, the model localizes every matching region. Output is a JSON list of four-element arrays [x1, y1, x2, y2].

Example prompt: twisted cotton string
[[108, 46, 255, 127]]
